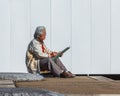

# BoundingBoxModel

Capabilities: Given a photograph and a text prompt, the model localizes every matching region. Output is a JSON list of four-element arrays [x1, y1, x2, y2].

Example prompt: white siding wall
[[90, 0, 111, 74], [72, 0, 91, 74], [111, 0, 120, 74], [0, 0, 120, 74], [0, 0, 11, 72], [10, 0, 30, 72]]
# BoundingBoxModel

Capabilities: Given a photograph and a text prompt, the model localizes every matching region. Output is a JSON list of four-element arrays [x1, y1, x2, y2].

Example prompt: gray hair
[[34, 26, 46, 39]]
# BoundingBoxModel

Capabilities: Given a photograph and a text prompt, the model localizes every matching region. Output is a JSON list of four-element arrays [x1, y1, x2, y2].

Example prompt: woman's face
[[38, 29, 46, 41]]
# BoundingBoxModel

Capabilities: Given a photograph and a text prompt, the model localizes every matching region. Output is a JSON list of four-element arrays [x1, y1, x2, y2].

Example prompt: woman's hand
[[50, 52, 58, 57]]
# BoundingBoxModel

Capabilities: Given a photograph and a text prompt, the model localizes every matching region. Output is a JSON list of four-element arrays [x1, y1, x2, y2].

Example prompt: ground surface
[[15, 76, 120, 94]]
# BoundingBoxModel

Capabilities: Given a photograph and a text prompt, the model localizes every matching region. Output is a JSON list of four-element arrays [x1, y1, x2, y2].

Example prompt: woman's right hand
[[48, 54, 52, 58]]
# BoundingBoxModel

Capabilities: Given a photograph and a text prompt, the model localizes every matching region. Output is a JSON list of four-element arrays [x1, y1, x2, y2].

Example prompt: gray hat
[[34, 26, 46, 39]]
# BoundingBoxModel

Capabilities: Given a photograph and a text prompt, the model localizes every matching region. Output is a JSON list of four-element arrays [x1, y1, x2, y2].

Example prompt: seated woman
[[26, 26, 75, 78]]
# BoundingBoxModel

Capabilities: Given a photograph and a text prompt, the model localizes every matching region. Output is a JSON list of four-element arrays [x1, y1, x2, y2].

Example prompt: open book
[[52, 47, 70, 61]]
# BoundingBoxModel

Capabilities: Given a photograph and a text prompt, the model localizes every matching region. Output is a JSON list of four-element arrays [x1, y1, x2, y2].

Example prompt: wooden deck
[[15, 76, 120, 95]]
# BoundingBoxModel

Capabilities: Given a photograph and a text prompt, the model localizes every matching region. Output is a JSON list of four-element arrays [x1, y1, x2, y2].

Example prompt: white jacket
[[25, 39, 52, 73]]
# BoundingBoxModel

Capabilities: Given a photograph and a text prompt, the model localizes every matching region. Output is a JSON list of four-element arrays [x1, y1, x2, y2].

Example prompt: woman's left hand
[[50, 52, 58, 57]]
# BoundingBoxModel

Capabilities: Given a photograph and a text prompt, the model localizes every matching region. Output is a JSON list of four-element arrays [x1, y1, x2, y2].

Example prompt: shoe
[[60, 71, 73, 78], [68, 71, 76, 77]]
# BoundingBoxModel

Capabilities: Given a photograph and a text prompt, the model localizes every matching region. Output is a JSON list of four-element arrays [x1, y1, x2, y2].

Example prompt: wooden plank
[[0, 85, 15, 88], [0, 80, 14, 84], [0, 80, 15, 88]]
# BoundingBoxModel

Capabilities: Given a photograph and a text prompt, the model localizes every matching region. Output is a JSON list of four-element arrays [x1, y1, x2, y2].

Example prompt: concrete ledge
[[0, 73, 44, 81], [0, 88, 64, 96]]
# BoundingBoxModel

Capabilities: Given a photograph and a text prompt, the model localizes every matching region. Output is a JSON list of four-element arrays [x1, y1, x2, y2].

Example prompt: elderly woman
[[26, 26, 75, 78]]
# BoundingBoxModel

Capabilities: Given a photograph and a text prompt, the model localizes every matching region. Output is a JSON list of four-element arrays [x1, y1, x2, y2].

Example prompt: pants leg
[[55, 58, 67, 72], [39, 58, 49, 71], [40, 58, 64, 76]]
